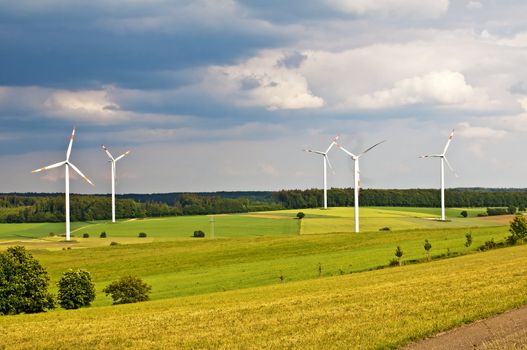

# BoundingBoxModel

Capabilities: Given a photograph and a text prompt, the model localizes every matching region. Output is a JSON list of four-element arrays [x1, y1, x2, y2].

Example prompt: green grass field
[[0, 206, 521, 349], [2, 243, 527, 349]]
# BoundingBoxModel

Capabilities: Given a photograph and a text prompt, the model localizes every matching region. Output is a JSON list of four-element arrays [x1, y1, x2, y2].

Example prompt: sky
[[1, 0, 527, 194]]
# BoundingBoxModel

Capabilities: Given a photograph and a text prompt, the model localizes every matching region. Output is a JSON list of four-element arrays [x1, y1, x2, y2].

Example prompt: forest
[[1, 188, 527, 223]]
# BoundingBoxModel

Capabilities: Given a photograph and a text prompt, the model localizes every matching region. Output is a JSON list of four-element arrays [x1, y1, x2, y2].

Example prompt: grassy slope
[[29, 225, 508, 306], [2, 244, 527, 349]]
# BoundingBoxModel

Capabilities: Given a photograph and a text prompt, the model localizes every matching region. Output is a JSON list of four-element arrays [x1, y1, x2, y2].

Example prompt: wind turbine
[[420, 129, 457, 221], [101, 145, 130, 223], [32, 128, 94, 241], [337, 140, 385, 233], [303, 136, 339, 209]]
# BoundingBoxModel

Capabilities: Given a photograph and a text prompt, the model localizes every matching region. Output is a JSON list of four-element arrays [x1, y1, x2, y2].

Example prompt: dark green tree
[[460, 210, 468, 218], [507, 214, 527, 245], [296, 212, 305, 219], [103, 276, 151, 305], [0, 246, 55, 315], [57, 269, 96, 309]]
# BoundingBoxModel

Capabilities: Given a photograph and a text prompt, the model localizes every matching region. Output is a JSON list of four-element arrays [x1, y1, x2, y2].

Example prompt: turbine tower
[[337, 140, 385, 233], [420, 129, 457, 221], [303, 136, 339, 209], [102, 145, 130, 223], [32, 128, 94, 241]]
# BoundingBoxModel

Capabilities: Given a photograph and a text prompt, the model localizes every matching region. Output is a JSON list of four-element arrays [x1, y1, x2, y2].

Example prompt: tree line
[[2, 188, 527, 223]]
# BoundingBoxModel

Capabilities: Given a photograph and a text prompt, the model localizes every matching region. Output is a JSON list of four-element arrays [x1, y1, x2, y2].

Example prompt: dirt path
[[401, 305, 527, 349]]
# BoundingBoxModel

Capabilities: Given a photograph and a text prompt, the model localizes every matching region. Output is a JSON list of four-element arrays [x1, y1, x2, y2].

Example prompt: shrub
[[507, 214, 527, 245], [110, 241, 119, 246], [82, 233, 89, 238], [460, 210, 468, 218], [486, 208, 508, 216], [379, 227, 391, 231], [100, 231, 107, 238], [479, 239, 497, 251], [296, 212, 305, 219], [193, 230, 205, 238], [465, 232, 473, 247], [520, 206, 526, 212], [508, 206, 517, 215], [138, 232, 147, 238], [103, 276, 151, 305], [395, 246, 403, 266], [388, 258, 399, 267], [48, 232, 55, 237], [57, 269, 95, 310], [424, 240, 432, 261], [0, 246, 55, 315]]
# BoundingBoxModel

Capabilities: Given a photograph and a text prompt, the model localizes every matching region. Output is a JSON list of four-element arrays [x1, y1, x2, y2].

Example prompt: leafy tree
[[424, 240, 432, 261], [57, 269, 95, 310], [507, 214, 527, 245], [460, 210, 468, 218], [508, 206, 517, 215], [0, 246, 55, 315], [296, 212, 305, 219], [395, 246, 403, 266], [100, 231, 107, 238], [138, 232, 147, 238], [103, 276, 151, 305], [465, 232, 473, 247]]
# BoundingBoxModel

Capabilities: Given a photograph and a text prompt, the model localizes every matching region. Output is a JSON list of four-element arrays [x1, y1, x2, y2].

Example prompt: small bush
[[487, 208, 508, 216], [508, 206, 517, 215], [296, 212, 305, 219], [110, 241, 119, 246], [507, 214, 527, 245], [193, 230, 205, 238], [138, 232, 147, 238], [48, 232, 55, 237], [465, 232, 473, 247], [379, 227, 391, 231], [479, 238, 497, 251], [57, 269, 95, 310], [520, 206, 526, 212], [103, 276, 152, 305], [388, 258, 399, 267], [460, 210, 468, 218], [100, 231, 107, 238], [395, 246, 403, 266], [477, 213, 488, 217], [82, 233, 89, 238]]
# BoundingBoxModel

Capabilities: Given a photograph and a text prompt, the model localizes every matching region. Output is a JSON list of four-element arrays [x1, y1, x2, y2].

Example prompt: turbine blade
[[325, 155, 335, 175], [66, 128, 76, 161], [32, 160, 66, 173], [444, 157, 459, 178], [115, 150, 131, 162], [325, 135, 339, 154], [336, 143, 357, 158], [442, 129, 455, 155], [101, 145, 115, 161], [303, 149, 325, 155], [68, 162, 95, 186], [359, 140, 386, 157]]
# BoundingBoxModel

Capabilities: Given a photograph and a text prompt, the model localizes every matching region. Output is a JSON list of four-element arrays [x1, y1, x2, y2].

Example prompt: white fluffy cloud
[[205, 51, 324, 110], [344, 70, 489, 109], [326, 0, 449, 18], [456, 122, 507, 139]]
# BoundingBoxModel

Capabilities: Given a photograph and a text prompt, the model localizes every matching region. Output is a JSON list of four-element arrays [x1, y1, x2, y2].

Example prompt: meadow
[[0, 206, 520, 349], [1, 243, 527, 349]]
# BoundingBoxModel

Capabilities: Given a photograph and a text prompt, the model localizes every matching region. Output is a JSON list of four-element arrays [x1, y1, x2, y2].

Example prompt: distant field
[[261, 207, 503, 234], [2, 243, 527, 349]]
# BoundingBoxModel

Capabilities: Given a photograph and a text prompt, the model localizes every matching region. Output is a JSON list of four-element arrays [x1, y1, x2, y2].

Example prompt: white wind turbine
[[101, 145, 130, 223], [420, 129, 457, 221], [303, 136, 339, 209], [337, 140, 385, 233], [32, 128, 94, 241]]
